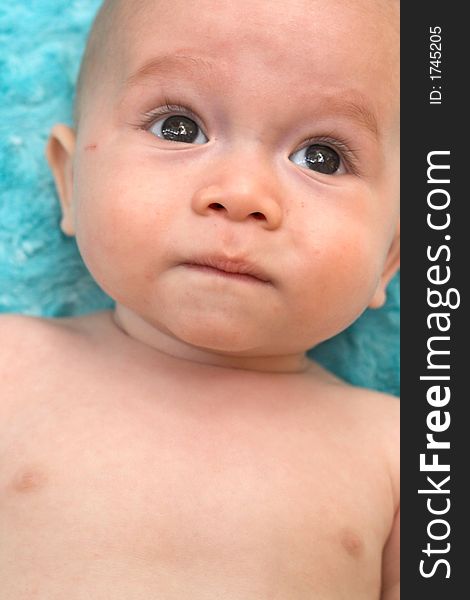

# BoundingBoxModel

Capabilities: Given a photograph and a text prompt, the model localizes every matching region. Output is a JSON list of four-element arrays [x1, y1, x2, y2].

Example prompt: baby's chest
[[1, 396, 387, 596]]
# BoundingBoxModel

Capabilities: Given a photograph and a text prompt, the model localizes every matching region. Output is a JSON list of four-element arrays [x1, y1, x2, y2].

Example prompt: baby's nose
[[191, 172, 283, 231]]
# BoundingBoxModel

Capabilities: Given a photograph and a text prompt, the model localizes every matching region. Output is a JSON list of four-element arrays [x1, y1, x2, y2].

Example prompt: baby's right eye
[[149, 114, 208, 144]]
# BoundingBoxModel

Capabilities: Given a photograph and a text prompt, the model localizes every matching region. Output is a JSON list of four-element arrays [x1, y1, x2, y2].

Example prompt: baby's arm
[[380, 506, 400, 600]]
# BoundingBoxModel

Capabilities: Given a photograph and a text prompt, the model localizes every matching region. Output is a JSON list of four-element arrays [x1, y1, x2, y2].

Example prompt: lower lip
[[182, 264, 269, 284]]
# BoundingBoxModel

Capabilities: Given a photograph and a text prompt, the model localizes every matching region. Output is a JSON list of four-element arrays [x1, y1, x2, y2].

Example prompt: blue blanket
[[0, 0, 399, 396]]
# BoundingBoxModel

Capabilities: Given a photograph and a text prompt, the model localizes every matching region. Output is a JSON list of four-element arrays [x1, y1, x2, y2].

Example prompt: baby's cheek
[[297, 236, 380, 329], [329, 235, 382, 295], [72, 193, 131, 284]]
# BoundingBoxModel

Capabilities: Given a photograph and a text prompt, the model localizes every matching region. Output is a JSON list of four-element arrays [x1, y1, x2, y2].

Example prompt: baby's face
[[59, 0, 399, 357]]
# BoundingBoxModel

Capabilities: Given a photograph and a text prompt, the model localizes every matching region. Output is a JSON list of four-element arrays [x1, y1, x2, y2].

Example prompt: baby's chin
[[163, 321, 315, 375], [161, 313, 329, 364], [164, 312, 271, 355]]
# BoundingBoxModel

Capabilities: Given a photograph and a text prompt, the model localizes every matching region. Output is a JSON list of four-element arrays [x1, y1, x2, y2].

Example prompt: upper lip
[[182, 255, 271, 283]]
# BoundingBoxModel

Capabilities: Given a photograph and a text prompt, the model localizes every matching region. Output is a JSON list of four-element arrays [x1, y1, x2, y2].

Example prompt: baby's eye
[[289, 144, 342, 175], [149, 114, 208, 144]]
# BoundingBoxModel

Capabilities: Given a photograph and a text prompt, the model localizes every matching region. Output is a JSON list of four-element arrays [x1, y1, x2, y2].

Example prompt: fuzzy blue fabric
[[0, 0, 399, 396]]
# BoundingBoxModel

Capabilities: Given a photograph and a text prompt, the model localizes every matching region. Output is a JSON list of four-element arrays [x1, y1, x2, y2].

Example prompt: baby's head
[[46, 0, 399, 363]]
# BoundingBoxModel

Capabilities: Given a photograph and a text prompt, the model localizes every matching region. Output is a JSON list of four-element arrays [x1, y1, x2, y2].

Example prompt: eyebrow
[[123, 54, 380, 138], [325, 97, 380, 139], [123, 54, 215, 89]]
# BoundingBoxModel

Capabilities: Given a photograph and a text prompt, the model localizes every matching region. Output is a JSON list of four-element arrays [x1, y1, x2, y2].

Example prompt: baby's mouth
[[181, 256, 272, 284]]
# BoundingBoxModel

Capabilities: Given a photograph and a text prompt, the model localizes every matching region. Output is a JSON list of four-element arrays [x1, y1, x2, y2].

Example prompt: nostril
[[209, 203, 225, 211], [251, 212, 266, 221]]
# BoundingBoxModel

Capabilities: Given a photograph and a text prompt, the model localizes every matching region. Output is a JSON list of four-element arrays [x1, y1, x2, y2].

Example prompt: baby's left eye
[[289, 144, 342, 175]]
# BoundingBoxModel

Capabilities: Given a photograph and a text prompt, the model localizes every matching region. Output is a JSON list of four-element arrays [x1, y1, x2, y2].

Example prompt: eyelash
[[136, 101, 202, 130], [297, 134, 361, 176], [134, 104, 361, 175]]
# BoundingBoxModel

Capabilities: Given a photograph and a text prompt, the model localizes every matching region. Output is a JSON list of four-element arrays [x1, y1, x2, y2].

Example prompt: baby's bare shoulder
[[331, 382, 399, 454], [0, 311, 107, 360], [351, 386, 399, 437], [0, 313, 76, 412], [321, 375, 399, 430], [0, 312, 69, 361], [310, 376, 400, 499], [344, 384, 400, 499]]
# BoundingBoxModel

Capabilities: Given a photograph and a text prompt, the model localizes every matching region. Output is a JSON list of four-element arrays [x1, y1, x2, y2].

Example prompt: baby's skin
[[1, 311, 399, 599], [0, 0, 400, 598]]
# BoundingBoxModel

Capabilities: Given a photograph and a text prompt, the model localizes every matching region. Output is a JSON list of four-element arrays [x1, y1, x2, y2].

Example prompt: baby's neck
[[111, 305, 310, 375]]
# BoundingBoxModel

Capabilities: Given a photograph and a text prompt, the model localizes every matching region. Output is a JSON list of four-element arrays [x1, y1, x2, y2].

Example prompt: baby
[[0, 0, 400, 598]]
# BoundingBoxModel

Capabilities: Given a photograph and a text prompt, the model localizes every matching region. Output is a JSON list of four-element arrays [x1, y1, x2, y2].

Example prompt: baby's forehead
[[78, 0, 398, 130], [119, 2, 396, 98], [116, 0, 397, 57], [116, 0, 397, 80]]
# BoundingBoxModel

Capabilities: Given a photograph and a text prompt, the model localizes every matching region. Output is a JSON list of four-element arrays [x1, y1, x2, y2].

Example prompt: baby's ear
[[368, 222, 400, 309], [45, 124, 76, 236]]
